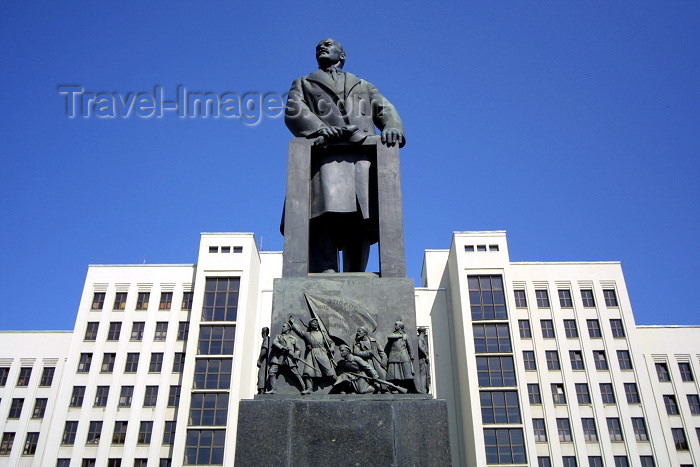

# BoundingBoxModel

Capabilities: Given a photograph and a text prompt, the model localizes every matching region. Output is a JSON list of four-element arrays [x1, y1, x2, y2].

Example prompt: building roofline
[[0, 330, 72, 333], [511, 261, 621, 265], [636, 325, 700, 329], [88, 264, 196, 267]]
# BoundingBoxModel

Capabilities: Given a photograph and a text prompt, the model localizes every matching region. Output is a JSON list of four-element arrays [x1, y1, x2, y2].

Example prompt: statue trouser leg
[[309, 215, 339, 273], [341, 236, 371, 272], [301, 377, 313, 394], [266, 365, 279, 393]]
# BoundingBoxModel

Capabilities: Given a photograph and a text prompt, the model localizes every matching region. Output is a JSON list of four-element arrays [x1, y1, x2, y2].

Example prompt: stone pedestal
[[234, 397, 451, 466]]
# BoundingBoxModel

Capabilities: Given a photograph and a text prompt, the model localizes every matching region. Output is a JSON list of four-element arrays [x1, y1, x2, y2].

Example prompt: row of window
[[465, 244, 499, 252], [522, 349, 630, 372], [518, 318, 625, 340], [656, 361, 695, 382], [663, 393, 700, 415], [538, 456, 656, 467], [92, 291, 192, 311], [527, 381, 642, 405], [59, 419, 176, 446], [70, 385, 180, 409], [514, 288, 618, 309], [84, 321, 189, 342], [57, 460, 172, 467], [532, 416, 642, 443], [0, 366, 54, 388], [0, 432, 39, 456], [77, 352, 185, 374], [208, 245, 242, 253]]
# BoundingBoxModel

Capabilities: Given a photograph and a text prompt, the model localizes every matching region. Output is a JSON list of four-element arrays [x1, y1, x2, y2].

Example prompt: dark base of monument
[[235, 397, 451, 466]]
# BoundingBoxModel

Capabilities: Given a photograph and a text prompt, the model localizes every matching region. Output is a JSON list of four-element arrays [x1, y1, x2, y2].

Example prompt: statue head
[[417, 327, 426, 335], [316, 38, 345, 69], [282, 322, 291, 333], [308, 318, 319, 330], [394, 321, 405, 332], [355, 326, 368, 340], [262, 327, 269, 337], [339, 344, 351, 358]]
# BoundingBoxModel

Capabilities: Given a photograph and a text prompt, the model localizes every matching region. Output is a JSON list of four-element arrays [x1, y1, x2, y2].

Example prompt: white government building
[[1, 231, 698, 466]]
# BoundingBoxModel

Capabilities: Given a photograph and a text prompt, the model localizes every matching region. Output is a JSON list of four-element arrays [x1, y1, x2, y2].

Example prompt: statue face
[[316, 38, 345, 65], [309, 319, 319, 330], [356, 328, 367, 339], [394, 321, 404, 331], [340, 346, 350, 358], [282, 323, 291, 332]]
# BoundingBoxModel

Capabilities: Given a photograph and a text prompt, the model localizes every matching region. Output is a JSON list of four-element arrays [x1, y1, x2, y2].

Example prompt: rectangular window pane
[[202, 278, 241, 321]]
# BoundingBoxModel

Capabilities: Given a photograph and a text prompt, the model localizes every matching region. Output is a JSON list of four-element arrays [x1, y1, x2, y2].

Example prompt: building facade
[[0, 231, 698, 466]]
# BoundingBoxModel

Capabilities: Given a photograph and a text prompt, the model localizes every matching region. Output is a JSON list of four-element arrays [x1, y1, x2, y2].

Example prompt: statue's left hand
[[381, 128, 404, 147]]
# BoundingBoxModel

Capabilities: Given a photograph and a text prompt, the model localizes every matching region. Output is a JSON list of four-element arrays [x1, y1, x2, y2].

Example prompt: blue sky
[[0, 2, 698, 330]]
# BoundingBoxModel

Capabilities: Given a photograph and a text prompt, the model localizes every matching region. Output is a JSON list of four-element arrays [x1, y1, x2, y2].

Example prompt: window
[[23, 432, 39, 455], [160, 459, 172, 467], [178, 321, 189, 341], [538, 457, 551, 467], [91, 292, 105, 310], [518, 320, 531, 338], [136, 291, 150, 310], [189, 393, 231, 426], [477, 245, 487, 252], [603, 289, 618, 307], [610, 319, 625, 338], [581, 289, 596, 307], [545, 350, 560, 370], [617, 350, 633, 370], [77, 353, 92, 372], [527, 383, 541, 404], [112, 421, 128, 444], [125, 353, 139, 373], [614, 457, 629, 467], [632, 417, 648, 441], [39, 367, 55, 386], [514, 290, 527, 308], [625, 383, 640, 403], [679, 362, 694, 381], [589, 457, 604, 467], [168, 386, 181, 407], [134, 460, 147, 467], [6, 398, 23, 420], [576, 383, 591, 404], [600, 383, 616, 404], [203, 277, 241, 321], [131, 322, 145, 341], [656, 362, 670, 381], [154, 322, 168, 341], [173, 353, 186, 372], [640, 456, 656, 467], [119, 386, 133, 407], [523, 351, 536, 370], [57, 459, 70, 467], [138, 421, 153, 444], [664, 394, 679, 415], [535, 289, 550, 308], [62, 421, 78, 445], [194, 358, 234, 389], [0, 433, 14, 455], [672, 427, 688, 450], [233, 246, 243, 253], [587, 320, 602, 338], [582, 418, 598, 442], [209, 246, 218, 253], [479, 391, 521, 424], [17, 367, 32, 386], [563, 319, 578, 338], [198, 325, 237, 355], [557, 418, 572, 442], [113, 292, 127, 310], [86, 421, 102, 445], [533, 418, 547, 442], [185, 429, 227, 465], [159, 292, 173, 310], [70, 386, 85, 407], [465, 245, 474, 252], [182, 291, 193, 310], [558, 289, 573, 308], [144, 386, 159, 407], [83, 460, 97, 467], [94, 386, 109, 407], [107, 322, 121, 341], [482, 428, 526, 464], [570, 351, 585, 370], [0, 368, 9, 386], [593, 351, 608, 370], [687, 394, 700, 414], [163, 421, 177, 445], [101, 353, 116, 373], [562, 456, 577, 467], [468, 275, 507, 320], [540, 320, 555, 338], [607, 417, 623, 441], [84, 322, 99, 340], [149, 353, 164, 372], [551, 384, 566, 404], [32, 398, 47, 418]]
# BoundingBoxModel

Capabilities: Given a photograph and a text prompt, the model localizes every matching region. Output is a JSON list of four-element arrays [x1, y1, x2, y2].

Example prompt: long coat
[[285, 70, 405, 223]]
